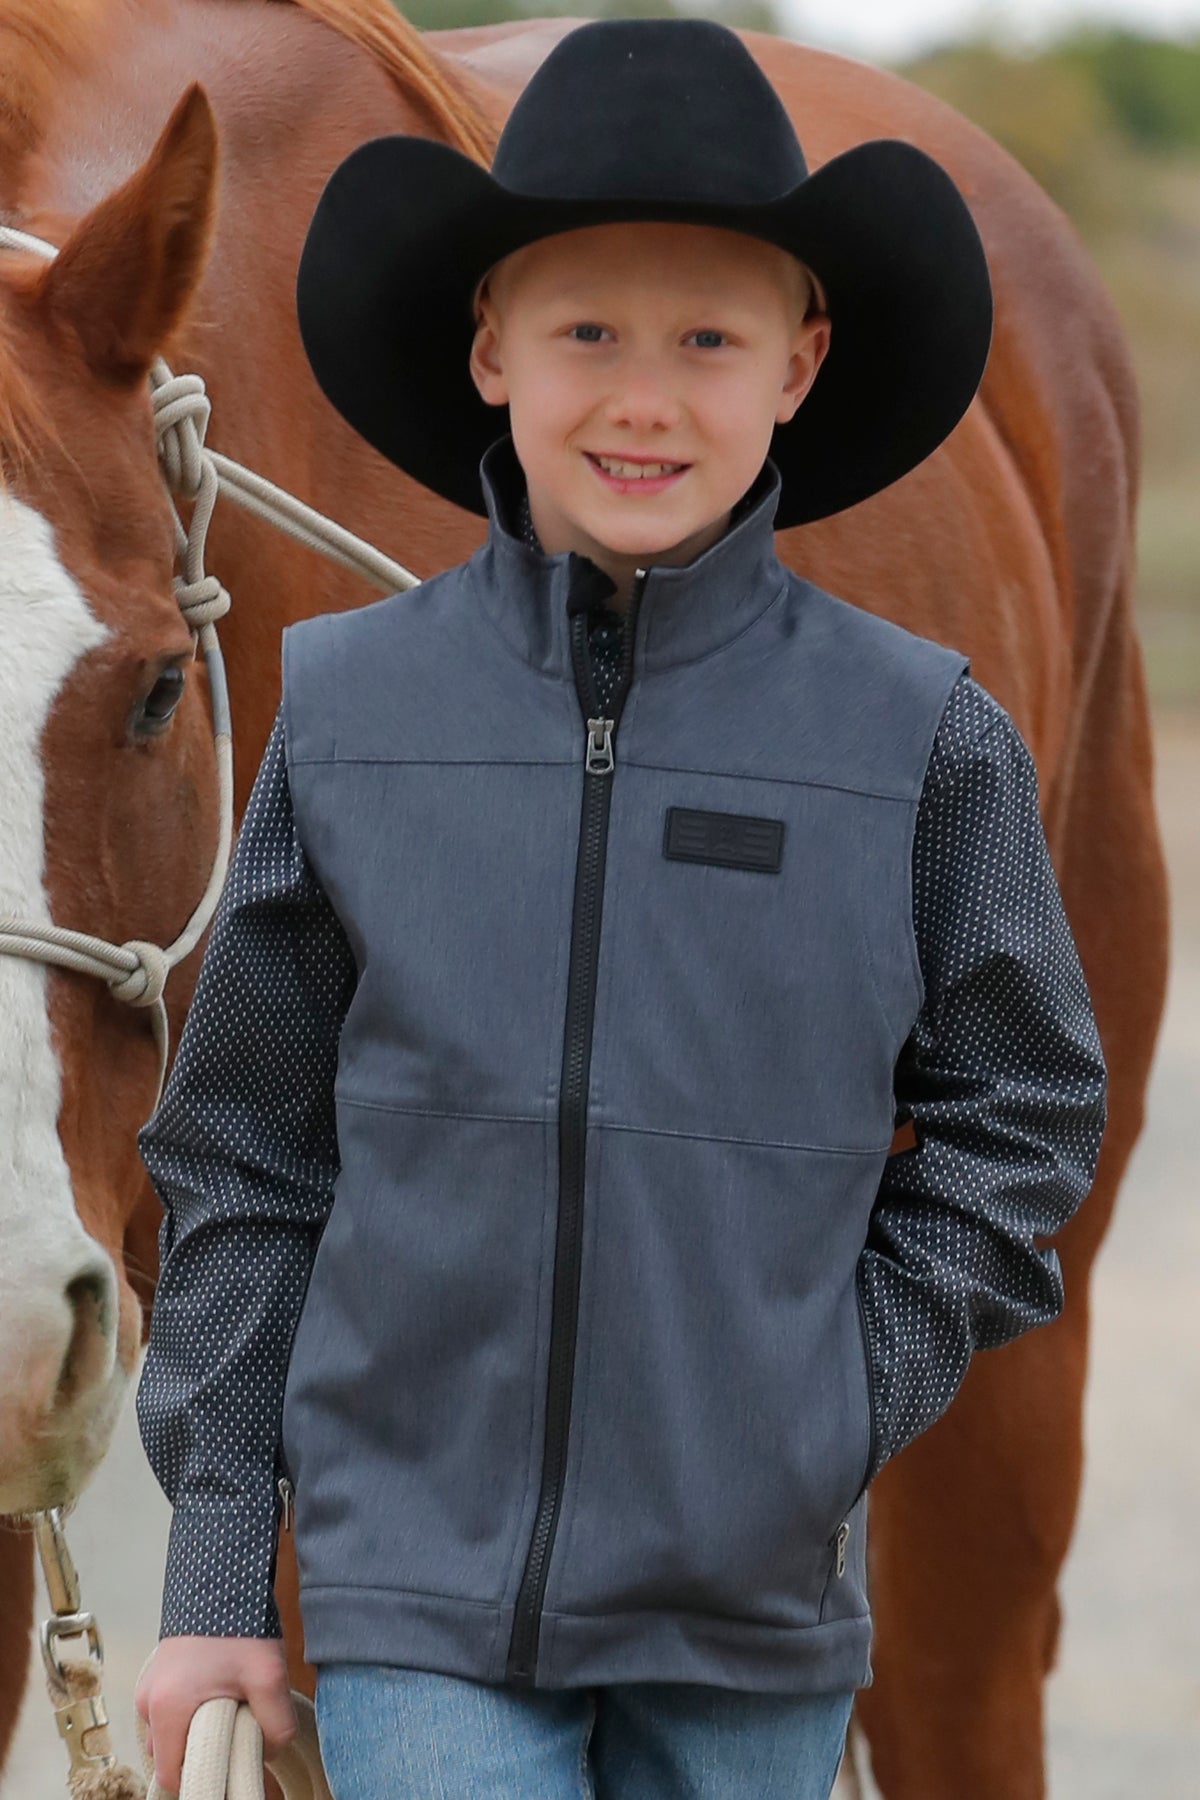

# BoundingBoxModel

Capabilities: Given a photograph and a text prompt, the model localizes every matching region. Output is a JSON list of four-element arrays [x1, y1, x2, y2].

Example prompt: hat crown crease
[[491, 20, 809, 206]]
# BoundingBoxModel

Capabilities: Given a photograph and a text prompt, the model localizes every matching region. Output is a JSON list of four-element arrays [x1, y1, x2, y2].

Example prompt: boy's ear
[[469, 294, 509, 408], [777, 314, 832, 424]]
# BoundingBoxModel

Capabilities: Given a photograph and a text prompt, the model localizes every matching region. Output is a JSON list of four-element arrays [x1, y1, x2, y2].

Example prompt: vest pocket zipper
[[821, 1275, 877, 1620], [821, 1281, 877, 1617], [853, 1271, 878, 1505], [276, 1447, 294, 1532], [819, 1516, 853, 1622]]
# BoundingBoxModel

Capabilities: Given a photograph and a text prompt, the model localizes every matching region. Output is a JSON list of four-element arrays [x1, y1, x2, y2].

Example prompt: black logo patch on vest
[[663, 806, 784, 873]]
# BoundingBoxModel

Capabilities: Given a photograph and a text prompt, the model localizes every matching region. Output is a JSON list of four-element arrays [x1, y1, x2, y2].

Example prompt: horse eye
[[139, 665, 186, 730]]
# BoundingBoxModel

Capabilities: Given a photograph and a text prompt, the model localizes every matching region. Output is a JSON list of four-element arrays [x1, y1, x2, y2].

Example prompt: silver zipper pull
[[585, 717, 614, 774], [835, 1519, 850, 1578], [277, 1475, 294, 1532]]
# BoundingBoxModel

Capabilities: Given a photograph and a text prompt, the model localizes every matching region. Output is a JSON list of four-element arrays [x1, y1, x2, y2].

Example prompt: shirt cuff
[[158, 1493, 284, 1640]]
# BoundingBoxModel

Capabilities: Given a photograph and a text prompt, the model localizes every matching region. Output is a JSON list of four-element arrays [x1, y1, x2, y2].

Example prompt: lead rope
[[0, 221, 417, 1798], [131, 1652, 331, 1800], [34, 1510, 329, 1800]]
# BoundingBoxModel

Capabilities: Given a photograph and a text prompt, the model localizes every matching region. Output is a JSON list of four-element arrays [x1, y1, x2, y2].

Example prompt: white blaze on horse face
[[0, 491, 123, 1503]]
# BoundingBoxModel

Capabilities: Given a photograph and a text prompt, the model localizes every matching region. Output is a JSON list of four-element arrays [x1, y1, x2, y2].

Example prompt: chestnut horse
[[0, 4, 1168, 1795]]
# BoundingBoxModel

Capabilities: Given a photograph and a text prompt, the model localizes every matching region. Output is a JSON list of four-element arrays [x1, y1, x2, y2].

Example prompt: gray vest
[[279, 433, 968, 1693]]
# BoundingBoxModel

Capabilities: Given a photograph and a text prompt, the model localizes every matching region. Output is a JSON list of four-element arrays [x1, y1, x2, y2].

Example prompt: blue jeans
[[314, 1663, 854, 1799]]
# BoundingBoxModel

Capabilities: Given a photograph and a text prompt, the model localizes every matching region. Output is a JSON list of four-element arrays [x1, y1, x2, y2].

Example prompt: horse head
[[0, 83, 220, 1512]]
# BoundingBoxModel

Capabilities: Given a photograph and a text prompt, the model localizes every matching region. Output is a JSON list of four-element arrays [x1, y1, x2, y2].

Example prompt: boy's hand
[[134, 1635, 297, 1795]]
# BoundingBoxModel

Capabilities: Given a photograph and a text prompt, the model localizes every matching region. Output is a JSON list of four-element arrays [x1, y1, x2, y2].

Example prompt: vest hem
[[298, 1582, 873, 1693]]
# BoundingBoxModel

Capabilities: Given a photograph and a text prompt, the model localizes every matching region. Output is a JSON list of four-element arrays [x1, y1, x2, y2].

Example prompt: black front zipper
[[505, 566, 648, 1686]]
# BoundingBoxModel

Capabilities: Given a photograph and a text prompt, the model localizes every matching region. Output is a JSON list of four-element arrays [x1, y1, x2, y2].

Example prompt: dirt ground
[[5, 710, 1198, 1798]]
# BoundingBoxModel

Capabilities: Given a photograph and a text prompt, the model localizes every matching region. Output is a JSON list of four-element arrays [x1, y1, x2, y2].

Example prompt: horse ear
[[35, 83, 218, 386]]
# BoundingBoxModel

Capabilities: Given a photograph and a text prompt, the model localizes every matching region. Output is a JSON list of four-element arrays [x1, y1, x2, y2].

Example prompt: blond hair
[[469, 240, 826, 330]]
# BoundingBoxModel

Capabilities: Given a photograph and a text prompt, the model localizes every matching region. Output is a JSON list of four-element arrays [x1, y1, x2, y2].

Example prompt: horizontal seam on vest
[[300, 1580, 501, 1610], [619, 759, 917, 802], [334, 1095, 544, 1125], [288, 755, 575, 768], [594, 1120, 891, 1156], [333, 1096, 889, 1155], [288, 754, 917, 799]]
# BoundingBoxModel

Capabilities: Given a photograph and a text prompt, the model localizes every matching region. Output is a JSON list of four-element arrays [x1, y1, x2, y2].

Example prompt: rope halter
[[0, 222, 417, 1113]]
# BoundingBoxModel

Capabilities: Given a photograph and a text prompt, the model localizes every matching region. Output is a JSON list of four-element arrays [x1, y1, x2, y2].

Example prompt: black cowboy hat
[[295, 16, 993, 531]]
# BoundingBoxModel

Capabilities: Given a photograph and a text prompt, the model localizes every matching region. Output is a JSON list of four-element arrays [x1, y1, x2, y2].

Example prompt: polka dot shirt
[[135, 506, 1108, 1641], [515, 487, 761, 710], [514, 496, 627, 710]]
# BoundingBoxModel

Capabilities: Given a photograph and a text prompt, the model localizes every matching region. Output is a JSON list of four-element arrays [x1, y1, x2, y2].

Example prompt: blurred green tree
[[899, 29, 1200, 686], [897, 40, 1119, 226], [400, 0, 525, 23], [1056, 29, 1200, 153], [399, 2, 787, 36]]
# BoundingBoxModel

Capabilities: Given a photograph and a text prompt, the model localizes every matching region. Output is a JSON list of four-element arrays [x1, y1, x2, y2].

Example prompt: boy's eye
[[565, 325, 729, 347]]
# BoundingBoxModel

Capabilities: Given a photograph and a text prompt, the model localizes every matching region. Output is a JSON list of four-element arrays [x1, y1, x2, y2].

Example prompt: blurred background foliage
[[406, 5, 1200, 704], [402, 2, 787, 31], [898, 28, 1200, 704]]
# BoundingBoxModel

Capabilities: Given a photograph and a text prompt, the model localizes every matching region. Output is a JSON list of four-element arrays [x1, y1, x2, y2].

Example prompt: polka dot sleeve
[[855, 673, 1108, 1486], [135, 704, 358, 1639]]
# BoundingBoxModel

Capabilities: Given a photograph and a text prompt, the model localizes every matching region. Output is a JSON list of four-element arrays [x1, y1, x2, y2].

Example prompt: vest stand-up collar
[[470, 432, 790, 681]]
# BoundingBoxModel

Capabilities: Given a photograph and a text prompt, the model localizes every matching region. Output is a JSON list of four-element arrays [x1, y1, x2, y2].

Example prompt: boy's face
[[468, 221, 830, 605]]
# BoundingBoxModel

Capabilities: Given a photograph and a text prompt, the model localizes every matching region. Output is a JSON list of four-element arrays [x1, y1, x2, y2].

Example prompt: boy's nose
[[603, 383, 683, 432], [600, 363, 683, 433]]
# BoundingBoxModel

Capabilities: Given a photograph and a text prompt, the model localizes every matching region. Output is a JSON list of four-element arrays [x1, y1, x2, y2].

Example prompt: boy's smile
[[468, 220, 831, 611], [585, 453, 690, 494]]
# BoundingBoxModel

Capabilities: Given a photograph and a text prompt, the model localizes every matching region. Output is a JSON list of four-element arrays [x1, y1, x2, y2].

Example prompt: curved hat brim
[[295, 132, 992, 530]]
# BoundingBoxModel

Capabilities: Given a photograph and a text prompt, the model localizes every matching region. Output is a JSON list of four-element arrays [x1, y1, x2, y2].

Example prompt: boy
[[134, 18, 1107, 1799]]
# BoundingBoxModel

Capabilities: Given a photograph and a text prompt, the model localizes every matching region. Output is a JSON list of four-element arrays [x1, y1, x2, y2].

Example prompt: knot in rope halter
[[109, 940, 172, 1009], [151, 364, 234, 633], [150, 367, 212, 497]]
